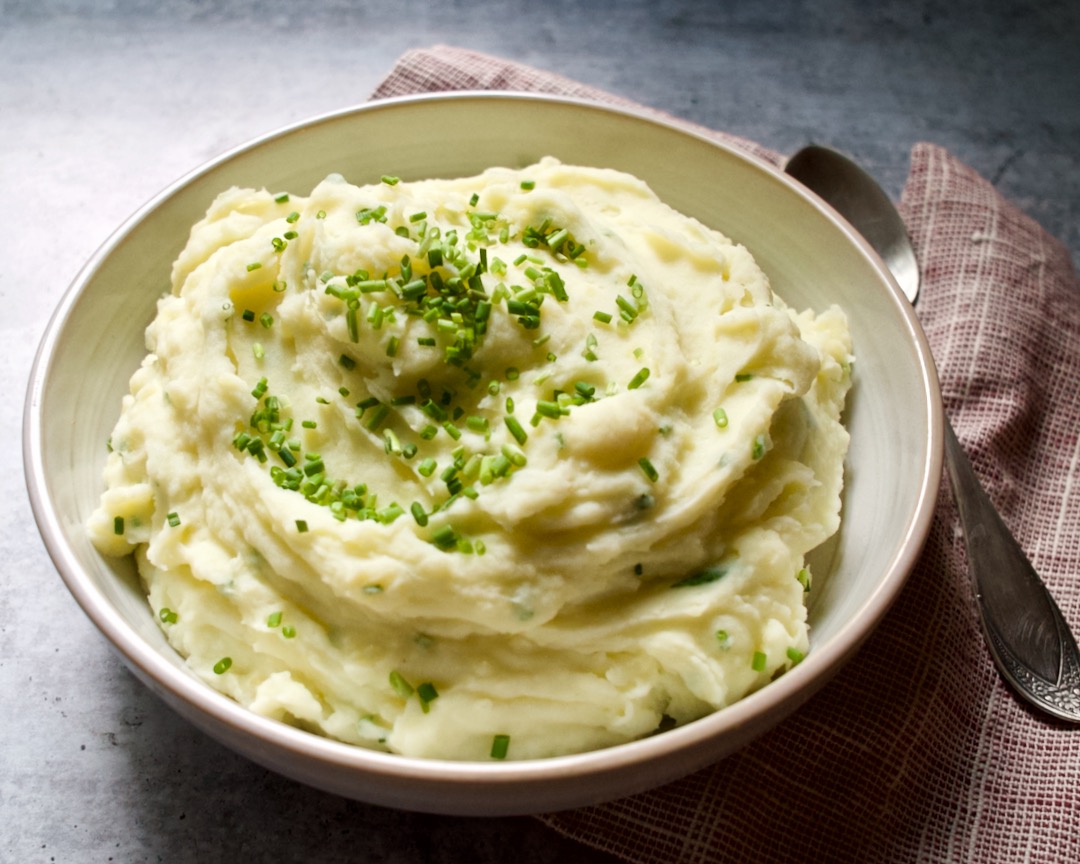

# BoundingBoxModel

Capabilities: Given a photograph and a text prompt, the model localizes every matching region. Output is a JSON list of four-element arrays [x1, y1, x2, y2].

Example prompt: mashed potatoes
[[88, 158, 852, 760]]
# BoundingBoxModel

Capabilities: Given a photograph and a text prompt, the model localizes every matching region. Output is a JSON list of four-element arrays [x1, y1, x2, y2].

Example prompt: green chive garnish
[[638, 457, 659, 482], [159, 608, 178, 624], [389, 670, 414, 699], [713, 407, 728, 428], [490, 734, 510, 759], [417, 682, 439, 713], [504, 416, 528, 446], [166, 512, 180, 528], [672, 566, 727, 588], [752, 651, 767, 672], [113, 516, 125, 535], [796, 568, 811, 592], [627, 367, 650, 390], [213, 657, 233, 675], [295, 519, 309, 533], [267, 611, 283, 628], [410, 502, 429, 526]]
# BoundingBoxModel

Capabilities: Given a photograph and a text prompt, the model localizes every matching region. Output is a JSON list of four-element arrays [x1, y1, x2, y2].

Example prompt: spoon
[[785, 144, 1080, 723]]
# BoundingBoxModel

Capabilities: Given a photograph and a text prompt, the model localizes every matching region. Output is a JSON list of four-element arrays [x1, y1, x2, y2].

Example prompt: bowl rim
[[22, 89, 944, 799]]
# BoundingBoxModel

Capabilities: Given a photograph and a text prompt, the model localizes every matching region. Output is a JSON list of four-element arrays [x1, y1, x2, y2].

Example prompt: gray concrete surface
[[4, 1, 1078, 861]]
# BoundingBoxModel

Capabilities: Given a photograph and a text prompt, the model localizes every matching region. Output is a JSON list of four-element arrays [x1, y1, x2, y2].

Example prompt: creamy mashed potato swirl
[[89, 158, 852, 760]]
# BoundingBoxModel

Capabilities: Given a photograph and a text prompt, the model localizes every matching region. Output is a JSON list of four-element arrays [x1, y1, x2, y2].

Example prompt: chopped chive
[[246, 262, 262, 272], [166, 512, 180, 528], [752, 433, 767, 460], [242, 308, 255, 322], [418, 457, 437, 478], [466, 415, 489, 435], [282, 625, 296, 639], [786, 647, 805, 665], [364, 404, 390, 431], [260, 313, 274, 328], [267, 611, 283, 628], [417, 682, 439, 713], [113, 516, 125, 535], [430, 524, 459, 550], [213, 657, 233, 675], [583, 332, 599, 362], [672, 566, 727, 588], [627, 367, 650, 390], [752, 651, 767, 672], [339, 354, 356, 370], [381, 175, 400, 185], [295, 519, 309, 533], [490, 734, 510, 759], [389, 670, 414, 699], [274, 193, 290, 203], [252, 342, 265, 361], [535, 400, 563, 419], [504, 416, 528, 445], [638, 457, 659, 482], [301, 419, 317, 429], [592, 310, 612, 324], [410, 502, 429, 526], [520, 180, 535, 190], [796, 568, 812, 592], [735, 372, 753, 382], [159, 607, 178, 625], [713, 407, 729, 428]]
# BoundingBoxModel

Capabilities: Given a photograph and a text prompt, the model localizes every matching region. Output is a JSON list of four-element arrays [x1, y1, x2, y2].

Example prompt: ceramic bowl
[[24, 92, 942, 815]]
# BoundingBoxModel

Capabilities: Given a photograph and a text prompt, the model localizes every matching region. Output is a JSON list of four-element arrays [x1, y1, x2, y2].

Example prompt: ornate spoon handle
[[944, 420, 1080, 721]]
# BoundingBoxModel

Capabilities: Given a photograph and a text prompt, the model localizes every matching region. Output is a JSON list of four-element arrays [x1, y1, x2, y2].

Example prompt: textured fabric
[[372, 46, 1080, 864]]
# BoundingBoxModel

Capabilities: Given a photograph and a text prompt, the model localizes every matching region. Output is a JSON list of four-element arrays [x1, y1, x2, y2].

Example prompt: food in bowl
[[87, 157, 852, 761]]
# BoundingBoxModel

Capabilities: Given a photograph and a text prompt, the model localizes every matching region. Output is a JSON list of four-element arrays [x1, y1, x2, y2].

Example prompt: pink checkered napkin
[[374, 46, 1080, 864]]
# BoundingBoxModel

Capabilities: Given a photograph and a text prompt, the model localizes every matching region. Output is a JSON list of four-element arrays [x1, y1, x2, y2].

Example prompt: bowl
[[23, 92, 942, 815]]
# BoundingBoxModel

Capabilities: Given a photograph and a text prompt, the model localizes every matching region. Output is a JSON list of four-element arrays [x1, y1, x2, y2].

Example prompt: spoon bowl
[[785, 145, 920, 302]]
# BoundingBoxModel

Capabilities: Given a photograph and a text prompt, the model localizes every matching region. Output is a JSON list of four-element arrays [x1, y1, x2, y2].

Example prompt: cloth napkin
[[373, 46, 1080, 864]]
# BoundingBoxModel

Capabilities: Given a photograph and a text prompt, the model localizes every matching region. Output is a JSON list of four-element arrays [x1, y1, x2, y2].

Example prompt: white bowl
[[23, 92, 942, 816]]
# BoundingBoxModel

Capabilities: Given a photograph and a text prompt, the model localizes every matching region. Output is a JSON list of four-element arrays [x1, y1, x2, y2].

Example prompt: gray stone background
[[4, 1, 1077, 861]]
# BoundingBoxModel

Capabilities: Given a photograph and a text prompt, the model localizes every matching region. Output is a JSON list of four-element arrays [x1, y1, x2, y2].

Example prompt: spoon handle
[[944, 419, 1080, 721]]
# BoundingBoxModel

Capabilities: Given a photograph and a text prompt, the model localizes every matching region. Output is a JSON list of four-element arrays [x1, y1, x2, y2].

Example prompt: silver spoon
[[785, 144, 1080, 723]]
